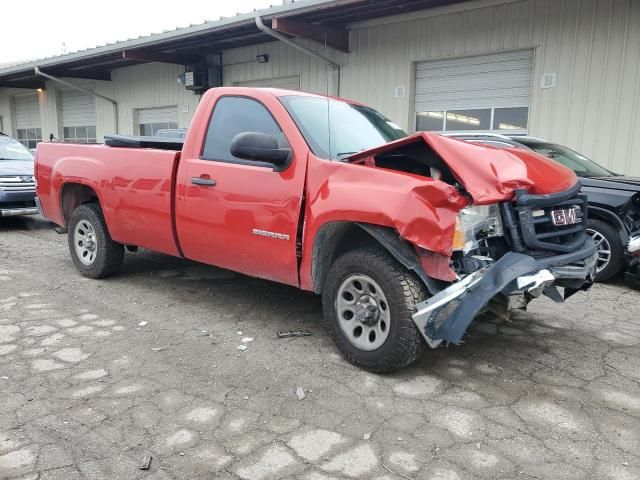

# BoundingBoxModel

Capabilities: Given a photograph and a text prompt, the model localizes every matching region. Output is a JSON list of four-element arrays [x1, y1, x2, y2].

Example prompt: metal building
[[0, 0, 638, 174]]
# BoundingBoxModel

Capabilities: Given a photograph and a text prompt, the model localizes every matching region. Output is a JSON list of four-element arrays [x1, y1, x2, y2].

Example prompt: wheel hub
[[354, 295, 380, 325]]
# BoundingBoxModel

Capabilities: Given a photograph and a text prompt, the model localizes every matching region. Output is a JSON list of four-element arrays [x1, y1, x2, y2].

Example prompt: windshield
[[525, 142, 612, 177], [280, 96, 407, 160], [0, 136, 34, 161]]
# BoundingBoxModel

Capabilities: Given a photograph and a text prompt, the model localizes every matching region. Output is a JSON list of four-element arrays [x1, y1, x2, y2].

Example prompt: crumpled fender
[[347, 132, 578, 204], [299, 157, 468, 291], [309, 159, 467, 253]]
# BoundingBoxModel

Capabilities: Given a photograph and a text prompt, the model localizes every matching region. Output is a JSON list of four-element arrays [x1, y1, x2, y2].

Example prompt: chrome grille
[[0, 176, 36, 193]]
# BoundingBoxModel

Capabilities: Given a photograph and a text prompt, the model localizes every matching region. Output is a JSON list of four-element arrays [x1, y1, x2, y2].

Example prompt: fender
[[588, 205, 630, 244]]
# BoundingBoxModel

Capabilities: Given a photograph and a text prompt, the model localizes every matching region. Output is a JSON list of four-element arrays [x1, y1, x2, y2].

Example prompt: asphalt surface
[[1, 215, 639, 480]]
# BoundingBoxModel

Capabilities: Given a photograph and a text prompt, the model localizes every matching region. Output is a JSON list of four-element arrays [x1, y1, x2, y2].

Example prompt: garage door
[[62, 90, 96, 143], [415, 50, 534, 133], [13, 94, 42, 149], [137, 106, 178, 136], [234, 75, 300, 91]]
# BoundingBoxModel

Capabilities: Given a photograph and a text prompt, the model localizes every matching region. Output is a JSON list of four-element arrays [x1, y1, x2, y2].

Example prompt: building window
[[16, 128, 42, 149], [63, 126, 97, 144], [139, 122, 178, 136], [416, 106, 528, 133]]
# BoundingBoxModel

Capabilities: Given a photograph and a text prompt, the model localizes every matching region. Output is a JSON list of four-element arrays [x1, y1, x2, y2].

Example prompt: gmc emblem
[[551, 207, 581, 226]]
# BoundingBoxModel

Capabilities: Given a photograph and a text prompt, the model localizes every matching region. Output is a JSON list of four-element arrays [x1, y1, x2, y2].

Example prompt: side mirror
[[230, 132, 291, 168]]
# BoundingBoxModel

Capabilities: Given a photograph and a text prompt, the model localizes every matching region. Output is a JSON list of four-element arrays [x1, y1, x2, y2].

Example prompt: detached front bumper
[[412, 238, 598, 347]]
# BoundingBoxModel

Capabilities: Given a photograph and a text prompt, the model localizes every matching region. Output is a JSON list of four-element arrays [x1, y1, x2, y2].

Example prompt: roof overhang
[[0, 0, 469, 89]]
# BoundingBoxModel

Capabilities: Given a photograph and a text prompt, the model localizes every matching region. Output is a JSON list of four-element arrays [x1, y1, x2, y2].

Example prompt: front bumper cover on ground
[[412, 238, 598, 347]]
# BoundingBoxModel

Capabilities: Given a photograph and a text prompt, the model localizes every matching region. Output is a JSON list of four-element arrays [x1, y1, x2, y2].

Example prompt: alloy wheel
[[586, 228, 611, 274]]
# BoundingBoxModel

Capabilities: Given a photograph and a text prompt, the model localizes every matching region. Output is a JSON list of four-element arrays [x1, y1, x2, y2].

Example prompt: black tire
[[322, 247, 428, 373], [67, 203, 124, 279], [587, 218, 625, 282]]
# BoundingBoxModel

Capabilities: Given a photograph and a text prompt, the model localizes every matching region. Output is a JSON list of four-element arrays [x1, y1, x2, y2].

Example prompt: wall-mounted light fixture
[[223, 54, 270, 68]]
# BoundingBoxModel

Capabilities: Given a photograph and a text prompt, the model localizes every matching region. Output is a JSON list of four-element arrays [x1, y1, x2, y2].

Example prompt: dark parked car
[[0, 132, 38, 217], [446, 133, 640, 285]]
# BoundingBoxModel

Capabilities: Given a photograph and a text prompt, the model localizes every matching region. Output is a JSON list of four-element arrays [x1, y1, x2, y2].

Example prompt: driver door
[[175, 94, 305, 286]]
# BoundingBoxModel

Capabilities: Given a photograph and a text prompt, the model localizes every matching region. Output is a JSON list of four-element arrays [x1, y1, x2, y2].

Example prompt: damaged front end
[[323, 132, 598, 346], [413, 182, 597, 347]]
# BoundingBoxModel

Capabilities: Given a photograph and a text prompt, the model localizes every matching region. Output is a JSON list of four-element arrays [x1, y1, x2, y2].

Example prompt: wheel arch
[[311, 221, 439, 295], [60, 182, 101, 227], [588, 206, 629, 244]]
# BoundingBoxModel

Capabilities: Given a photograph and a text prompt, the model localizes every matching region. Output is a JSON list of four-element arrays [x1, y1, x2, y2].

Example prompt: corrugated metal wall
[[223, 38, 343, 96], [94, 62, 201, 137]]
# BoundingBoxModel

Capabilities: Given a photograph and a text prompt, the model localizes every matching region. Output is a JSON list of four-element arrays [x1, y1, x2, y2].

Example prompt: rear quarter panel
[[36, 142, 180, 256]]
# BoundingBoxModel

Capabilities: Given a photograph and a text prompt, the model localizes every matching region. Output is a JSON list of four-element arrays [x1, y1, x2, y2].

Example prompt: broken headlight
[[452, 204, 503, 254]]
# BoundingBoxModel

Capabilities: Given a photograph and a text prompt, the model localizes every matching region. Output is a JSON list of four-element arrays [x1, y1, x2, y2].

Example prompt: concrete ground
[[1, 215, 639, 480]]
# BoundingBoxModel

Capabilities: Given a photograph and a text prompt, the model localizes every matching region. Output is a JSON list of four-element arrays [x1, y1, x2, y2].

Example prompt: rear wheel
[[68, 203, 124, 278], [322, 247, 427, 373], [586, 219, 624, 281]]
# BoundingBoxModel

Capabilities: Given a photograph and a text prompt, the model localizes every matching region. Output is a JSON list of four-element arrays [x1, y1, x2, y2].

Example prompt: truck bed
[[35, 142, 181, 256]]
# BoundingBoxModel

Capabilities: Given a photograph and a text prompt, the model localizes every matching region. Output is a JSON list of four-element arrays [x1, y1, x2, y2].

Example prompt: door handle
[[191, 177, 217, 186]]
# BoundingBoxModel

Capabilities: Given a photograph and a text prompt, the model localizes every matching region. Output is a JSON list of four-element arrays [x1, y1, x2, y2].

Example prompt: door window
[[202, 96, 287, 163]]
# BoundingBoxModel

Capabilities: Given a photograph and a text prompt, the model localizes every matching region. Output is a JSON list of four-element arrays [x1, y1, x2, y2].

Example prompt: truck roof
[[212, 86, 366, 106]]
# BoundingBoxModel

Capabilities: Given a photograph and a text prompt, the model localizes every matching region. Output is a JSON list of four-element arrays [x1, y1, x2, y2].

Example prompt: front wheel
[[322, 247, 428, 373], [68, 203, 124, 278]]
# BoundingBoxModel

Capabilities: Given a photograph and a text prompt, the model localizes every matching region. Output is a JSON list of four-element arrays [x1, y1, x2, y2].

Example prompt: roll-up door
[[137, 106, 178, 136], [62, 90, 96, 143], [234, 75, 300, 91], [415, 50, 534, 133], [13, 94, 42, 149]]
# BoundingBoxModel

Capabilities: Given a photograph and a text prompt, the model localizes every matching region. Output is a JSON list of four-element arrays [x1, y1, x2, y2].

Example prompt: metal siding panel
[[14, 94, 41, 129], [234, 75, 301, 90], [61, 90, 96, 127], [138, 107, 178, 124]]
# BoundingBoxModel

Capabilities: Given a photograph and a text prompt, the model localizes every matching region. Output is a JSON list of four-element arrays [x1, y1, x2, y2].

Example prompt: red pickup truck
[[35, 87, 597, 372]]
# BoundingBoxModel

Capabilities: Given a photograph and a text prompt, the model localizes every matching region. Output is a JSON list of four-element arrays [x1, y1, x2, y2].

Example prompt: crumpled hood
[[0, 159, 35, 176], [346, 132, 578, 204]]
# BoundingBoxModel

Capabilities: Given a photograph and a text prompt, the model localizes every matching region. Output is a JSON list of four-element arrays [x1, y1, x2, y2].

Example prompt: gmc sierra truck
[[35, 87, 597, 372]]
